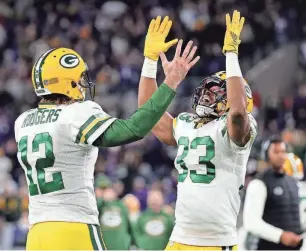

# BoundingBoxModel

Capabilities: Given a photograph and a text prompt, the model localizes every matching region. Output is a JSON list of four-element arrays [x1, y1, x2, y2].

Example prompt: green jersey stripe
[[75, 113, 107, 144], [95, 225, 107, 250], [84, 117, 112, 144], [92, 225, 104, 250], [88, 225, 99, 250], [75, 115, 97, 143]]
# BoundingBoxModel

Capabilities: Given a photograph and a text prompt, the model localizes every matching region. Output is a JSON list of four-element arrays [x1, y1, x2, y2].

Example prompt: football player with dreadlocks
[[139, 11, 257, 250], [14, 23, 200, 249]]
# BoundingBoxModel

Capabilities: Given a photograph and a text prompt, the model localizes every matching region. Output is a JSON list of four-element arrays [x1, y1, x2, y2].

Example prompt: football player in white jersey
[[139, 12, 257, 250], [14, 22, 200, 250]]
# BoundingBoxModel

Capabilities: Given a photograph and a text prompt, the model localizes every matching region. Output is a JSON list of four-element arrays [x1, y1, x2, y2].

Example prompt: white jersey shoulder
[[14, 101, 116, 226], [68, 101, 116, 145], [171, 112, 257, 247], [173, 112, 257, 151]]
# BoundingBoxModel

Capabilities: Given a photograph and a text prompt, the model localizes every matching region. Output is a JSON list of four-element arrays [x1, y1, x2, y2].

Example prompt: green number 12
[[18, 132, 65, 196]]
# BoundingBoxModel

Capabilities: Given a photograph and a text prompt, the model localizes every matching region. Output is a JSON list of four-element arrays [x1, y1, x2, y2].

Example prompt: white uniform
[[170, 112, 257, 246], [14, 101, 116, 226]]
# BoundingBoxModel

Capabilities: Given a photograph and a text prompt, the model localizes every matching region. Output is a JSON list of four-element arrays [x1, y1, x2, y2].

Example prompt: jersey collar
[[38, 102, 57, 109]]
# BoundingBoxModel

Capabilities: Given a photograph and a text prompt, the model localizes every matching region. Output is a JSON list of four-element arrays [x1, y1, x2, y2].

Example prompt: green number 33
[[176, 136, 216, 184], [18, 133, 65, 196]]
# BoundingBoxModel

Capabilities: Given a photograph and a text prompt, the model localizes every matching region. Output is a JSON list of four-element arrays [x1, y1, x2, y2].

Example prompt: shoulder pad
[[78, 100, 104, 112]]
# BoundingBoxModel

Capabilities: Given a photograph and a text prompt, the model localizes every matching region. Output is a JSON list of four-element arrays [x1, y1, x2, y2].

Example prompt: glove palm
[[144, 16, 178, 61], [222, 10, 245, 55]]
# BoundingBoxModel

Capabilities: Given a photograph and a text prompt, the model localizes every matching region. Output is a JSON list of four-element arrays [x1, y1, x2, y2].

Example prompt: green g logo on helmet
[[60, 54, 80, 68]]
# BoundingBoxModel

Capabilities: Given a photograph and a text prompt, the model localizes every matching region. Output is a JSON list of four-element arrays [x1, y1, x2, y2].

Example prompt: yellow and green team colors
[[26, 222, 106, 250], [76, 114, 112, 144]]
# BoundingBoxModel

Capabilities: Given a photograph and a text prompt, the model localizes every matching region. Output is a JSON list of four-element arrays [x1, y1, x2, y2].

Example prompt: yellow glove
[[144, 16, 178, 61], [222, 10, 245, 55]]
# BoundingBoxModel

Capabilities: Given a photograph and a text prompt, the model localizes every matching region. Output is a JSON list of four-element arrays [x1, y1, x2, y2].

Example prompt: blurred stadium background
[[0, 0, 306, 249]]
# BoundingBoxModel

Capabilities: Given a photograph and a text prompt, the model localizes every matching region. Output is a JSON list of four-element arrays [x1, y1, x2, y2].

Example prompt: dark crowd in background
[[1, 0, 306, 249]]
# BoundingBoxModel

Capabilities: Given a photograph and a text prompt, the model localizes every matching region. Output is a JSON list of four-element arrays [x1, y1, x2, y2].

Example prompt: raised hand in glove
[[223, 10, 245, 55], [144, 16, 178, 61]]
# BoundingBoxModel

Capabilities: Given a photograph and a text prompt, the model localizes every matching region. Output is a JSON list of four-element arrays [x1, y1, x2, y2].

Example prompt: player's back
[[171, 112, 257, 246], [15, 101, 115, 226]]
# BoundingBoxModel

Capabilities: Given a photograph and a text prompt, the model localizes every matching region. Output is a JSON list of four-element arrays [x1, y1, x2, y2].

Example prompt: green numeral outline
[[18, 137, 39, 196], [18, 132, 65, 196], [176, 137, 189, 182], [176, 136, 216, 184]]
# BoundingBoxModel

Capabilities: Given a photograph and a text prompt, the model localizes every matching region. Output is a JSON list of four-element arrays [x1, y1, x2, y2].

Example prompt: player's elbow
[[230, 111, 247, 127], [153, 132, 176, 146], [152, 126, 176, 146], [229, 95, 247, 114], [243, 214, 259, 234], [243, 217, 254, 233]]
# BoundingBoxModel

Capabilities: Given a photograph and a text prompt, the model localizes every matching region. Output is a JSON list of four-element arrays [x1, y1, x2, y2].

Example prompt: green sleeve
[[93, 83, 175, 147]]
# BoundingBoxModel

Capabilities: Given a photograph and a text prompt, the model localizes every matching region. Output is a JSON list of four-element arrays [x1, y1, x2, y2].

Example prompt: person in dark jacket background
[[243, 138, 303, 250]]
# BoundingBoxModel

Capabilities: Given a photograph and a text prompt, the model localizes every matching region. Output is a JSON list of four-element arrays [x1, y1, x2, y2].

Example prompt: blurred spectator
[[293, 85, 306, 130], [96, 175, 132, 250], [132, 190, 174, 250], [0, 148, 12, 194], [122, 194, 141, 222]]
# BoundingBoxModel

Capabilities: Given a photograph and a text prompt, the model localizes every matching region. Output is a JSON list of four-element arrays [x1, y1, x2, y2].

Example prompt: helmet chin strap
[[195, 105, 219, 118]]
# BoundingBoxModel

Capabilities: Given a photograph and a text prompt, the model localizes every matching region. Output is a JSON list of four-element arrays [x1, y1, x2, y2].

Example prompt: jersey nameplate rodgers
[[170, 112, 257, 246], [15, 101, 116, 226]]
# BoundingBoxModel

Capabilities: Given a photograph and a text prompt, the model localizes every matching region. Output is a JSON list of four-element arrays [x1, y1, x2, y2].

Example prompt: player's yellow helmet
[[283, 153, 304, 180], [192, 71, 253, 117], [31, 48, 95, 101]]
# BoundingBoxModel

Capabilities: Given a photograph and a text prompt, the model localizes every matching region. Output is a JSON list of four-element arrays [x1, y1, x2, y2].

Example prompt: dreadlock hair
[[39, 94, 74, 105]]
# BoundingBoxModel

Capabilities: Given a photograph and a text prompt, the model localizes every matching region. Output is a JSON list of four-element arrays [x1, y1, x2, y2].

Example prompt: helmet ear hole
[[71, 81, 77, 88]]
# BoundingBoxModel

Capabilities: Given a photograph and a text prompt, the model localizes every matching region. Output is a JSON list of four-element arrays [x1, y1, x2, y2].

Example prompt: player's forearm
[[226, 52, 250, 144], [139, 58, 176, 146], [138, 74, 159, 106], [95, 83, 176, 147], [226, 53, 247, 117], [245, 217, 284, 243]]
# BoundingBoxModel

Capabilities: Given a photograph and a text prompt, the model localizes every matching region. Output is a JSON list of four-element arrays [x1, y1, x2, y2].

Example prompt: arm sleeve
[[93, 83, 176, 147], [218, 113, 258, 152], [243, 179, 284, 243]]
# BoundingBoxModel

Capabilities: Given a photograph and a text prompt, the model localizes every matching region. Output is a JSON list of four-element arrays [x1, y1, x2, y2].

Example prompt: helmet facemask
[[192, 77, 227, 118], [77, 68, 95, 101]]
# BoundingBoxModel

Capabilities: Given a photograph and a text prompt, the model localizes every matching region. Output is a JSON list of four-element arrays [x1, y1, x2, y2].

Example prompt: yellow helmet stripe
[[34, 48, 56, 89]]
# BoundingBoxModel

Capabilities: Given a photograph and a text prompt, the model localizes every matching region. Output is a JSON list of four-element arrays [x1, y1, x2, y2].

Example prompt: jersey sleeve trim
[[75, 115, 116, 144], [172, 117, 177, 138], [173, 117, 177, 129]]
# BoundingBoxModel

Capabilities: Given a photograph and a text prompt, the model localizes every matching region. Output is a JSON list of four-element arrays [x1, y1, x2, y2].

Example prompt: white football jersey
[[14, 101, 116, 226], [170, 112, 257, 246]]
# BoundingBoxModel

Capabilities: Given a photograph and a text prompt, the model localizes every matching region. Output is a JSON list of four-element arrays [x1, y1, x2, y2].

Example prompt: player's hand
[[144, 16, 178, 61], [280, 231, 302, 247], [222, 10, 245, 55], [161, 39, 200, 90]]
